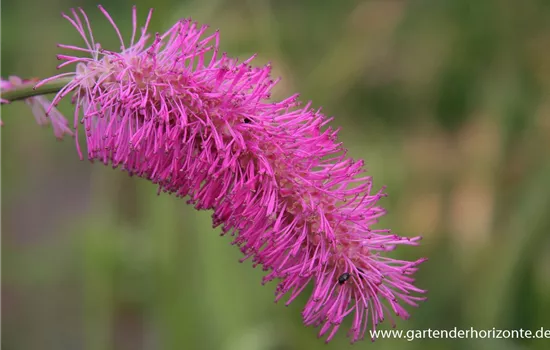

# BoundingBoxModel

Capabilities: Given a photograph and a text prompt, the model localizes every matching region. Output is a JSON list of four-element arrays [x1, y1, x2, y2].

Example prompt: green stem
[[1, 77, 73, 102]]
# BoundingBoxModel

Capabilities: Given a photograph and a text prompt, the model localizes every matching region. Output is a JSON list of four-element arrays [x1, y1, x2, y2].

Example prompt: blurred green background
[[2, 0, 550, 349]]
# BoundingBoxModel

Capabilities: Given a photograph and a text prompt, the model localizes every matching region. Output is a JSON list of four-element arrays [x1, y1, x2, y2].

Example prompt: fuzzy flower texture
[[4, 6, 427, 343]]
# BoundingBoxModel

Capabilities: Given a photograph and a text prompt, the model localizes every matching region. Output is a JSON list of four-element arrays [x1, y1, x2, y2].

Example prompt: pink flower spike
[[36, 5, 427, 343]]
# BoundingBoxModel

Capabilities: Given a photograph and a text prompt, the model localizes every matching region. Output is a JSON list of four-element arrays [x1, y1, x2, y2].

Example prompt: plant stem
[[1, 77, 73, 102]]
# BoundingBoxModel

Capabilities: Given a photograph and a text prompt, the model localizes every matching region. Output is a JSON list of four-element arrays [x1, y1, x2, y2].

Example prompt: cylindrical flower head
[[38, 6, 427, 343]]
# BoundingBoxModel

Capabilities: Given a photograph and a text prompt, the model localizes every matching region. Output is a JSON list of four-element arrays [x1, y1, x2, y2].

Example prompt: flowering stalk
[[1, 76, 74, 138], [1, 77, 72, 102], [2, 5, 427, 343]]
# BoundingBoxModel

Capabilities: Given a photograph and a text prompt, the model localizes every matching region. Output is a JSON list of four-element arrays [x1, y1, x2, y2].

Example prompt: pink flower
[[1, 76, 73, 138], [37, 5, 427, 343]]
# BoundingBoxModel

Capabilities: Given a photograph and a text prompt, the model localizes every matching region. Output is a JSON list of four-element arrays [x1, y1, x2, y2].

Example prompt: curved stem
[[1, 77, 73, 102]]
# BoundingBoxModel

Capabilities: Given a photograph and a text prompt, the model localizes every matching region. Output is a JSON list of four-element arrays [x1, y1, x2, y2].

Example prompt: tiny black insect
[[243, 117, 251, 124], [338, 272, 351, 285]]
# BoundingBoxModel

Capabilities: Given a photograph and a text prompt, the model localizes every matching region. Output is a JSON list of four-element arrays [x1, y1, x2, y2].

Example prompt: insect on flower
[[337, 272, 351, 285]]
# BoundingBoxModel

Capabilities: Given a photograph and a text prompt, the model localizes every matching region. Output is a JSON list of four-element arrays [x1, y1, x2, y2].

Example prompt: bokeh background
[[2, 0, 550, 349]]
